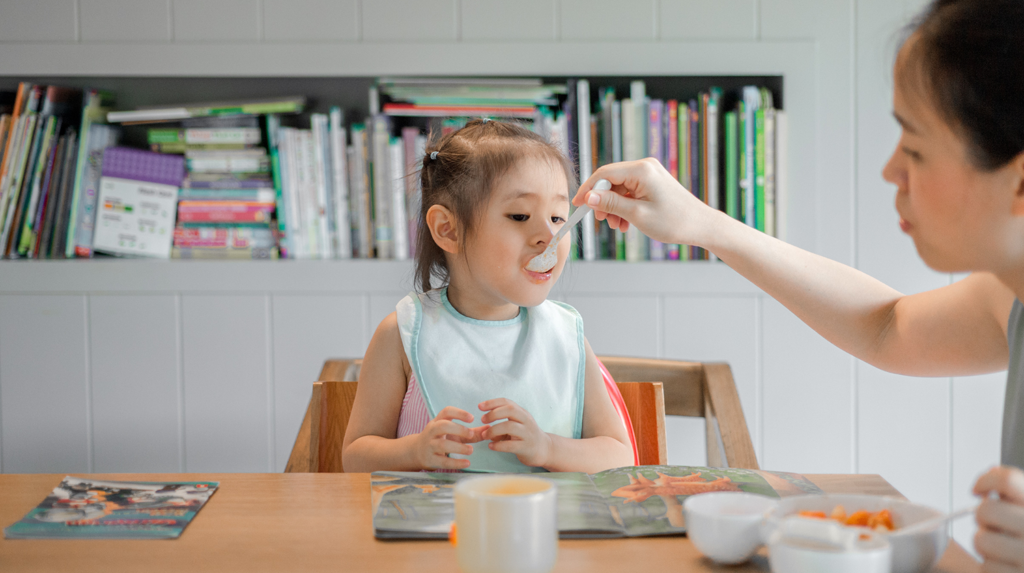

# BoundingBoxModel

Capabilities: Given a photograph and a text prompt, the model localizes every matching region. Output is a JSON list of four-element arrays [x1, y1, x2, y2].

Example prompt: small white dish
[[763, 494, 948, 573], [683, 491, 779, 565], [767, 516, 892, 573]]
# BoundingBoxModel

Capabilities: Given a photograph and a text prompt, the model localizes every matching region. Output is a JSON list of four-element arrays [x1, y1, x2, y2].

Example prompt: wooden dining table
[[0, 472, 980, 573]]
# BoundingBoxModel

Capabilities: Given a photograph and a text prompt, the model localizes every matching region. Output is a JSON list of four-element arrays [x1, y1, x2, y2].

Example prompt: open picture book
[[371, 465, 822, 539]]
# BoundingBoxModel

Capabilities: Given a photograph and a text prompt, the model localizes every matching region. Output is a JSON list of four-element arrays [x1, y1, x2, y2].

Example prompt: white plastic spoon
[[893, 504, 977, 536], [525, 179, 611, 272]]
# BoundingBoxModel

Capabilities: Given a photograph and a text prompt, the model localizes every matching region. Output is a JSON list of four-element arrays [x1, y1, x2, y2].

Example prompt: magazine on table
[[4, 476, 218, 539], [371, 465, 821, 539]]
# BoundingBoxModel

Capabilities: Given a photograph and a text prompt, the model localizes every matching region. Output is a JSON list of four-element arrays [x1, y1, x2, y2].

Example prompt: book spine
[[311, 114, 334, 259], [28, 123, 64, 257], [725, 111, 739, 221], [371, 115, 392, 259], [4, 113, 42, 257], [647, 100, 664, 261], [389, 137, 408, 261], [48, 131, 79, 259], [743, 87, 759, 229], [65, 90, 98, 258], [576, 79, 596, 262], [330, 107, 351, 259], [0, 83, 29, 236], [0, 116, 28, 252], [765, 94, 778, 237], [73, 124, 120, 258], [401, 126, 421, 259], [755, 107, 766, 233], [267, 117, 289, 257], [677, 102, 690, 261], [19, 116, 58, 255], [775, 110, 788, 243], [611, 100, 625, 261], [666, 100, 679, 261]]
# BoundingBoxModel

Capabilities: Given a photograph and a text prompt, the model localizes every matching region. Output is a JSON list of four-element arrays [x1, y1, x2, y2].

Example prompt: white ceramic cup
[[453, 475, 558, 573], [683, 491, 779, 564]]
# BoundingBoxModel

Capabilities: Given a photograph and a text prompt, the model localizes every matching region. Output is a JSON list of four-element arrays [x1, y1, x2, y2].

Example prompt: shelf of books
[[0, 75, 783, 292]]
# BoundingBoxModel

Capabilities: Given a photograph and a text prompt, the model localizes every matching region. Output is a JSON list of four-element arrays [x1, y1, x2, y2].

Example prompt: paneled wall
[[0, 0, 1006, 555]]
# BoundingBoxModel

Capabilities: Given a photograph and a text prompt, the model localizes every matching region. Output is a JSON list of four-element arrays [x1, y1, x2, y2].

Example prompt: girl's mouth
[[524, 268, 553, 283]]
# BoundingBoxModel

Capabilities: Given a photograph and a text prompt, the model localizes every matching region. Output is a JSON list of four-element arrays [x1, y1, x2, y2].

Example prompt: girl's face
[[882, 41, 1024, 273], [459, 156, 571, 309]]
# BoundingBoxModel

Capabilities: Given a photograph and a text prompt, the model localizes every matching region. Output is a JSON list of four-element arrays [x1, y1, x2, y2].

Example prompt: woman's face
[[882, 41, 1024, 273]]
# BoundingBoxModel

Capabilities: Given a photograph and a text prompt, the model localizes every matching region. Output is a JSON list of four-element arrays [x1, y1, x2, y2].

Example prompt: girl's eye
[[508, 214, 529, 222], [551, 216, 566, 224], [902, 146, 922, 162]]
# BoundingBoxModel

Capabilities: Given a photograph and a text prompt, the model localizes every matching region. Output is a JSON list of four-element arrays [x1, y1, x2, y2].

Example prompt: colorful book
[[331, 108, 352, 259], [91, 147, 183, 258], [371, 466, 821, 539], [724, 111, 739, 221], [177, 201, 275, 224], [647, 99, 665, 261], [4, 476, 218, 540], [148, 127, 261, 146], [371, 115, 392, 259], [388, 137, 408, 260], [106, 96, 306, 124]]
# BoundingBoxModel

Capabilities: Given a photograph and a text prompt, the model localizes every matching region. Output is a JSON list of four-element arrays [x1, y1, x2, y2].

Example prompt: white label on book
[[92, 177, 178, 258]]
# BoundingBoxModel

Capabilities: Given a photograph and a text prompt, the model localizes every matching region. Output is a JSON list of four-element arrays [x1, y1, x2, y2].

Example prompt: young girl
[[342, 119, 633, 474]]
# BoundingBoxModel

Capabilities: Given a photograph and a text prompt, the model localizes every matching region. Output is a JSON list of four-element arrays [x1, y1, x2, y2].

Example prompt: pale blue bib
[[396, 288, 585, 473]]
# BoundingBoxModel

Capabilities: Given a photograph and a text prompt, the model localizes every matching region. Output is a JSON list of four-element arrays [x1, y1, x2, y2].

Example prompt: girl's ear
[[426, 204, 460, 254]]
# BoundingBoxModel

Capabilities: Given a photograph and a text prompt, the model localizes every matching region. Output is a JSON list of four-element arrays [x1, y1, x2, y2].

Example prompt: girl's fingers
[[430, 420, 474, 442], [428, 455, 471, 471], [977, 497, 1024, 537], [477, 397, 510, 411], [435, 438, 473, 457], [482, 420, 523, 441], [488, 439, 523, 454], [435, 406, 474, 424], [975, 466, 1024, 504], [480, 404, 522, 425]]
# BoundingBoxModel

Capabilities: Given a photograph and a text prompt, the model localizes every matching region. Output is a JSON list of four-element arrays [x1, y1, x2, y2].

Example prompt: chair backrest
[[286, 355, 758, 472], [599, 356, 758, 470], [308, 377, 665, 473]]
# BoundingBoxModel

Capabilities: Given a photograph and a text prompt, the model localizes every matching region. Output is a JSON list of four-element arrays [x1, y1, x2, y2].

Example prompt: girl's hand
[[973, 465, 1024, 572], [479, 398, 553, 468], [573, 158, 720, 247], [413, 406, 487, 471]]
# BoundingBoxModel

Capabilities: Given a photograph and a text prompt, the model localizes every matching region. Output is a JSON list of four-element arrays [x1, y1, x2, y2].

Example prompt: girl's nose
[[534, 220, 556, 246]]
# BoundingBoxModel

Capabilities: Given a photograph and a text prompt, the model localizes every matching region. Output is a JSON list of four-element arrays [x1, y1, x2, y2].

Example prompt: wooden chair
[[285, 356, 757, 472]]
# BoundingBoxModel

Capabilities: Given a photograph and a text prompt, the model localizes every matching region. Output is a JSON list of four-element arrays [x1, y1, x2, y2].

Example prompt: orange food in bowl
[[797, 505, 895, 531]]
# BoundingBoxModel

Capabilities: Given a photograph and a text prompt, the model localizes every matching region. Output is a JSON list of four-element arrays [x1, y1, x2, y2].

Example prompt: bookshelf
[[0, 40, 817, 477]]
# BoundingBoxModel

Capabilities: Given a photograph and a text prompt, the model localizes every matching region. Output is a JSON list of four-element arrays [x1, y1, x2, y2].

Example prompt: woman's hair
[[414, 119, 577, 293], [900, 0, 1024, 170]]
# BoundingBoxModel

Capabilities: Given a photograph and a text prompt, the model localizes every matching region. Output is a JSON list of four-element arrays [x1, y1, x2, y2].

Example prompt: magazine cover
[[371, 465, 822, 540], [4, 476, 219, 539]]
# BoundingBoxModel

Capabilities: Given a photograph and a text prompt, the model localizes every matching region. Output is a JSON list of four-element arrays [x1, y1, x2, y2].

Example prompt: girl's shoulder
[[370, 310, 413, 379]]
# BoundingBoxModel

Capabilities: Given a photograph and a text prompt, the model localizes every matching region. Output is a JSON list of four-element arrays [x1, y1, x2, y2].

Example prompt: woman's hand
[[479, 398, 553, 468], [413, 406, 486, 471], [573, 158, 720, 247], [973, 465, 1024, 572]]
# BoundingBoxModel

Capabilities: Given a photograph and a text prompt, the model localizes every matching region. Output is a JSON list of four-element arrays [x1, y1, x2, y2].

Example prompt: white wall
[[0, 0, 1006, 555]]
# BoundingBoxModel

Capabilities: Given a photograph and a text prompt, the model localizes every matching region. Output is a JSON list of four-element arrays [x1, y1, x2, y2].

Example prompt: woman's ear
[[426, 204, 460, 254], [1011, 151, 1024, 217]]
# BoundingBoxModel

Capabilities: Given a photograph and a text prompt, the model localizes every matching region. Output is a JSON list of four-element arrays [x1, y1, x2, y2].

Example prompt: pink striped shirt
[[396, 373, 431, 438], [397, 374, 460, 473]]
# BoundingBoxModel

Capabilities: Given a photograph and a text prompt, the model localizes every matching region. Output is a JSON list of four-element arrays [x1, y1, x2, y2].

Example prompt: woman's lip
[[899, 217, 912, 232]]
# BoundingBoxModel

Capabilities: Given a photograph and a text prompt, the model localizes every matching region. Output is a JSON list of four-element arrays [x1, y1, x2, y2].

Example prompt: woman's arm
[[577, 159, 1015, 377], [342, 312, 479, 472]]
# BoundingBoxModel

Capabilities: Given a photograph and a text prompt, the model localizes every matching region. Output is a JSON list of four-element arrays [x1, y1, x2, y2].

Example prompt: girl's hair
[[414, 119, 577, 293], [900, 0, 1024, 170]]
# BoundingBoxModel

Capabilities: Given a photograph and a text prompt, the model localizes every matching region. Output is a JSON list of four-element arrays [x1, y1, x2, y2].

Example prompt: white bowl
[[763, 494, 948, 573], [684, 492, 779, 564], [767, 518, 892, 573]]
